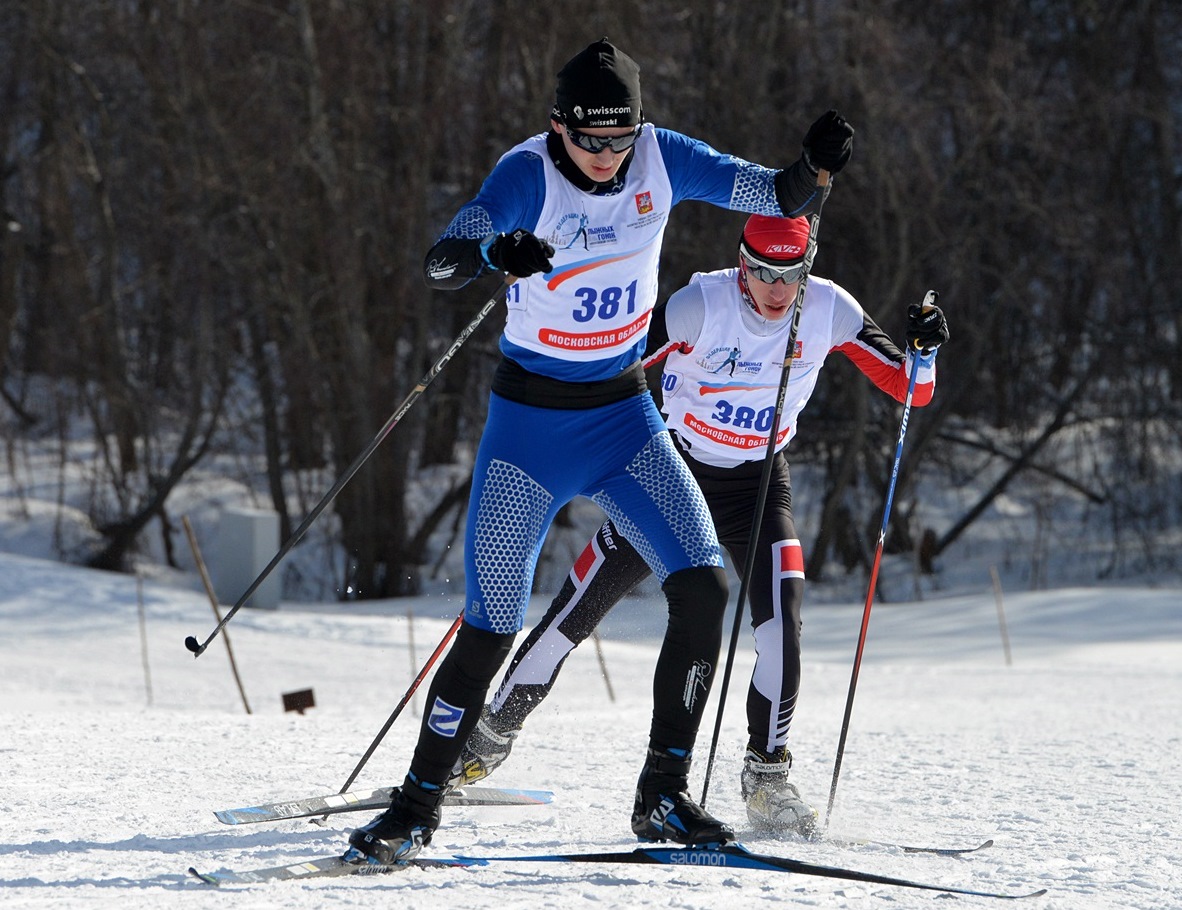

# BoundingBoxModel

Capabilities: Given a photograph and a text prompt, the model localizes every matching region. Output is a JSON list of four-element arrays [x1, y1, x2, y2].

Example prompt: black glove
[[485, 229, 555, 278], [802, 110, 854, 175], [907, 302, 950, 352]]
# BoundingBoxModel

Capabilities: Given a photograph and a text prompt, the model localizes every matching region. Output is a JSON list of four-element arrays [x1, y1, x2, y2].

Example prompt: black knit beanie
[[552, 38, 642, 129]]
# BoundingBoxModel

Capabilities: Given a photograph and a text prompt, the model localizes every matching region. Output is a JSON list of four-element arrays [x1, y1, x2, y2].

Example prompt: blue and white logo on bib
[[552, 212, 589, 250]]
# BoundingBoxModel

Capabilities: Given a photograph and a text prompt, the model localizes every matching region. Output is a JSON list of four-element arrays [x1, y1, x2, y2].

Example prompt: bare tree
[[1, 0, 1178, 595]]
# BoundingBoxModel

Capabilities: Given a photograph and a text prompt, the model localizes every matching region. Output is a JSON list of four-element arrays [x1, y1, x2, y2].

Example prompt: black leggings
[[408, 552, 728, 784], [488, 451, 803, 755]]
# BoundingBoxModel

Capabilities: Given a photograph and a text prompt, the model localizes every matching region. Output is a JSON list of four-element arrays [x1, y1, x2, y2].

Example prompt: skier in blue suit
[[347, 37, 854, 865]]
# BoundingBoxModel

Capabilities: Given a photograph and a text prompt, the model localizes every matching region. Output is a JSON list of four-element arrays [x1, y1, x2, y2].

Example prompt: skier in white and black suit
[[347, 38, 856, 865], [451, 214, 949, 838]]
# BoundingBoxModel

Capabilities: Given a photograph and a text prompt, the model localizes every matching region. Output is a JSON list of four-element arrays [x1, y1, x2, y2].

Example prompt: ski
[[188, 853, 482, 885], [824, 833, 994, 856], [211, 784, 986, 858], [213, 785, 553, 826], [190, 842, 1044, 899], [453, 843, 1046, 899]]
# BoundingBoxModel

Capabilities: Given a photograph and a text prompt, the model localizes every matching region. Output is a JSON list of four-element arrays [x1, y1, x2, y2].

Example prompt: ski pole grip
[[911, 289, 940, 351]]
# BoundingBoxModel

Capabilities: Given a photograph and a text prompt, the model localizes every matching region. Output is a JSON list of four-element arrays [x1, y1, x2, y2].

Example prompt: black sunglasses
[[564, 125, 642, 155]]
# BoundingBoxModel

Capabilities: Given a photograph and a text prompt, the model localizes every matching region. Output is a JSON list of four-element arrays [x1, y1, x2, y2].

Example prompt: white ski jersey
[[648, 269, 935, 468], [499, 131, 672, 366]]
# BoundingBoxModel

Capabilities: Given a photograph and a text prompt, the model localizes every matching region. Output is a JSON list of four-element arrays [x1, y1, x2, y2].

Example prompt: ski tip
[[896, 839, 996, 855], [187, 866, 219, 886], [213, 807, 265, 825], [450, 855, 491, 867], [451, 786, 554, 805], [514, 789, 554, 804]]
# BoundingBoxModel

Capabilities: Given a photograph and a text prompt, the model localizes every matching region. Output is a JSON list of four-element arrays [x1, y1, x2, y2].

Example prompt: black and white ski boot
[[345, 773, 443, 865], [631, 747, 735, 846], [740, 745, 819, 838], [447, 705, 520, 790]]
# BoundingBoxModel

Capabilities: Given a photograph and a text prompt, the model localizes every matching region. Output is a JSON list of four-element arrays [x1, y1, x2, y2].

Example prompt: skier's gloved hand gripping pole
[[184, 275, 516, 657], [699, 169, 831, 807], [823, 290, 941, 829]]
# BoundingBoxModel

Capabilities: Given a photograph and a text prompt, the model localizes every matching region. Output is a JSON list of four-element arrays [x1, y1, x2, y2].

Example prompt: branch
[[935, 430, 1107, 504], [933, 373, 1094, 556]]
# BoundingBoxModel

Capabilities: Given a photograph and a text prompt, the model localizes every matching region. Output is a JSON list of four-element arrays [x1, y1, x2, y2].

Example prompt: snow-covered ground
[[1, 547, 1179, 909]]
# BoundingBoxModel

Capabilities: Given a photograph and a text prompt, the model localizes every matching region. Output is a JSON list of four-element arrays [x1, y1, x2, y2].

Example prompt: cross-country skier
[[449, 213, 949, 838], [346, 37, 855, 865]]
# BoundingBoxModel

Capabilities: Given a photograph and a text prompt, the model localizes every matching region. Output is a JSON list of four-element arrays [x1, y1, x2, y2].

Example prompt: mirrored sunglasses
[[739, 247, 805, 285], [565, 125, 642, 154]]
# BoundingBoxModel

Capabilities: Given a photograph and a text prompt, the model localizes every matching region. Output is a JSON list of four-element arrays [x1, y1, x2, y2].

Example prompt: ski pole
[[591, 629, 616, 702], [332, 610, 463, 799], [700, 170, 830, 806], [823, 289, 938, 829], [184, 276, 513, 657]]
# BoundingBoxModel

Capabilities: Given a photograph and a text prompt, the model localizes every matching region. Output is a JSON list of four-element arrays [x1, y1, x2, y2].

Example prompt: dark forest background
[[1, 0, 1179, 598]]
